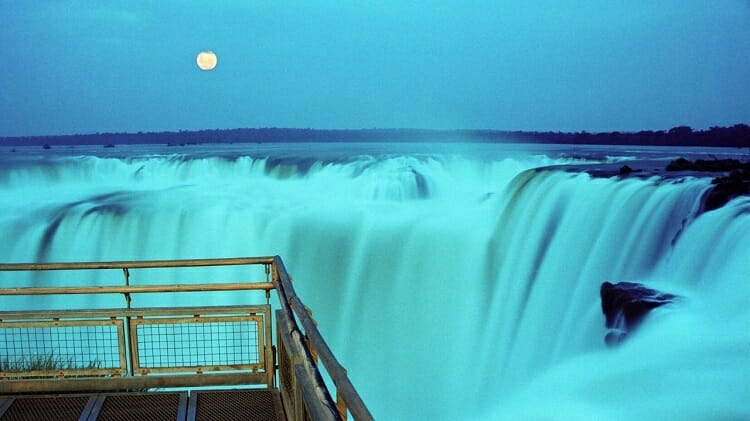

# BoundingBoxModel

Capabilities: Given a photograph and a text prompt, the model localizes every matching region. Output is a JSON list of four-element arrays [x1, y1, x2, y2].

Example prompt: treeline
[[2, 124, 749, 147], [494, 124, 750, 147], [1, 128, 480, 146]]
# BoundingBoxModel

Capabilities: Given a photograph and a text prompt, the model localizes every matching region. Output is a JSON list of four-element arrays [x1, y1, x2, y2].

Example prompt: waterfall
[[1, 144, 747, 420]]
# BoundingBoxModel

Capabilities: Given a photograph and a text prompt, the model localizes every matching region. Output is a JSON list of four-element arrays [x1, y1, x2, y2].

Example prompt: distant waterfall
[[1, 145, 747, 420]]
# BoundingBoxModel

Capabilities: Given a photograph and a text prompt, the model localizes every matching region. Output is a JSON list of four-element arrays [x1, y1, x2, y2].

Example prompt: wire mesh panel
[[0, 319, 126, 378], [131, 315, 265, 374]]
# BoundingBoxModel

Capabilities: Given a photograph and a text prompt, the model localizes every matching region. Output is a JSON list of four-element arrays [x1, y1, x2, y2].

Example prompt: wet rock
[[705, 169, 750, 211], [666, 158, 744, 172], [618, 165, 642, 176], [665, 157, 691, 171], [665, 158, 750, 212], [600, 281, 677, 346]]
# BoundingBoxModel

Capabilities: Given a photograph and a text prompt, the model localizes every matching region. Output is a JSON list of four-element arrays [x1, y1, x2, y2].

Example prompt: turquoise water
[[1, 142, 748, 420]]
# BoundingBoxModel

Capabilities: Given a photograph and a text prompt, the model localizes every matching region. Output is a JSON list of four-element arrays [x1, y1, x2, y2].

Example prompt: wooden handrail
[[0, 305, 269, 320], [277, 308, 339, 420], [272, 256, 374, 421], [0, 256, 275, 271], [0, 282, 275, 295]]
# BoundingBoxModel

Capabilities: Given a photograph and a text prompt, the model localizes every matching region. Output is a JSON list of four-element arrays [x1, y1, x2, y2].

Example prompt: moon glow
[[196, 51, 218, 71]]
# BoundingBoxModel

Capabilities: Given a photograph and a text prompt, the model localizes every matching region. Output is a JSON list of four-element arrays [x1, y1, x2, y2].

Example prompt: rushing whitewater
[[1, 142, 748, 420]]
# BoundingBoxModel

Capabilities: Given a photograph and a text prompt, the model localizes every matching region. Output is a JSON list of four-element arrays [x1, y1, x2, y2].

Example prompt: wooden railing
[[0, 256, 374, 421]]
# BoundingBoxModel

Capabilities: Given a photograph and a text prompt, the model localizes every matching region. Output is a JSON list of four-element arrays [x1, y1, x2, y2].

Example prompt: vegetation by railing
[[1, 354, 101, 374]]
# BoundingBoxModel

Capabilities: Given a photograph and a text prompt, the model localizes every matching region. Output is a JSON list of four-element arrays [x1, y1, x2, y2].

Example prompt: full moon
[[196, 51, 218, 71]]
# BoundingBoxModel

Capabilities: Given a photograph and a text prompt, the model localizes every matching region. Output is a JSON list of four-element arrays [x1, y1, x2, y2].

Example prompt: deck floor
[[0, 389, 285, 421]]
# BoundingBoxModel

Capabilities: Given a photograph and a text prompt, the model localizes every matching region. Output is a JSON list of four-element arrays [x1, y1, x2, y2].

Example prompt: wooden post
[[336, 389, 348, 420]]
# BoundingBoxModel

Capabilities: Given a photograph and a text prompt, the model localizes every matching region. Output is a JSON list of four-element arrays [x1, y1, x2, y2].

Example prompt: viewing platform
[[0, 257, 373, 421]]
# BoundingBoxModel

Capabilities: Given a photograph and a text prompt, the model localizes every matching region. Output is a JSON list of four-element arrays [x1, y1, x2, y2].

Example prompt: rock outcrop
[[600, 281, 677, 346], [666, 158, 750, 212], [706, 169, 750, 211]]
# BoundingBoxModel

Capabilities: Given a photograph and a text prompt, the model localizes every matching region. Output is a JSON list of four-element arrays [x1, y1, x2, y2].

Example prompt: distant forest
[[2, 124, 749, 148]]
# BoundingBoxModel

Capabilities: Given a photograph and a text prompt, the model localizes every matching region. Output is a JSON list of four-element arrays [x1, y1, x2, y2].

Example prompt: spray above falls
[[0, 143, 748, 420]]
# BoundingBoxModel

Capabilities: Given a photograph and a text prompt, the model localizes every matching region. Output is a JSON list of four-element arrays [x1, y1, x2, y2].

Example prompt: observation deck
[[0, 257, 373, 421]]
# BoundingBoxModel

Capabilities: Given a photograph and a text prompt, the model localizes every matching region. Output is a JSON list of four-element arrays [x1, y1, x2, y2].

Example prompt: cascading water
[[0, 143, 747, 420]]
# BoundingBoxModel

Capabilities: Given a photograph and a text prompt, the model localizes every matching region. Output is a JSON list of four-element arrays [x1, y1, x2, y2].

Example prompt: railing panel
[[131, 314, 265, 374], [0, 306, 272, 392], [0, 318, 126, 379]]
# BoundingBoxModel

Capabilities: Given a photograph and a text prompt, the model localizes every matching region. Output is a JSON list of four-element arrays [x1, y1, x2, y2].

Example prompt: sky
[[1, 1, 749, 137]]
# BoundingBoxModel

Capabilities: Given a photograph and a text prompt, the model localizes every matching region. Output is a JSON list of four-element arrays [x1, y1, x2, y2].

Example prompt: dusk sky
[[2, 1, 749, 137]]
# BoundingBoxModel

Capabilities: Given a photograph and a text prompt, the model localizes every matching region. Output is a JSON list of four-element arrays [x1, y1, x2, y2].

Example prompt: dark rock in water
[[704, 169, 750, 211], [666, 158, 744, 172], [604, 330, 627, 347], [665, 157, 692, 171], [600, 281, 677, 346], [618, 165, 642, 176], [665, 157, 750, 212]]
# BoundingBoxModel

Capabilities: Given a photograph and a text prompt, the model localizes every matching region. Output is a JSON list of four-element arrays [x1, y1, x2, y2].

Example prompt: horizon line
[[3, 123, 749, 140]]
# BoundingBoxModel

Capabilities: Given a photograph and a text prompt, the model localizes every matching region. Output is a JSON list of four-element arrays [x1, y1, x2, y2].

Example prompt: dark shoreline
[[2, 124, 749, 148], [547, 157, 750, 213]]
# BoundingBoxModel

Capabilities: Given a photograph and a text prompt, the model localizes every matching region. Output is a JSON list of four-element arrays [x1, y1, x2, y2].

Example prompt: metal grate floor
[[97, 392, 185, 421], [193, 390, 283, 421], [0, 396, 90, 421], [0, 390, 285, 421]]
